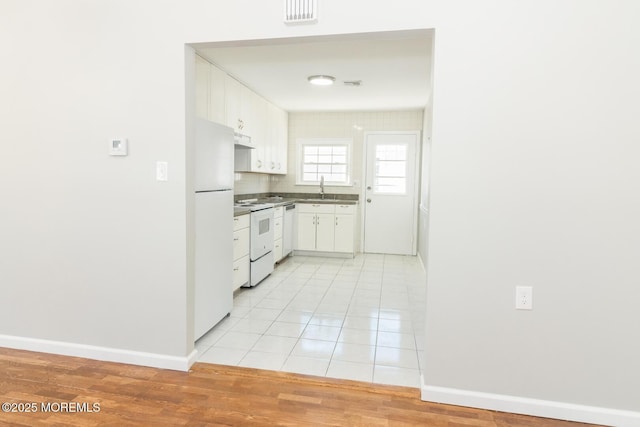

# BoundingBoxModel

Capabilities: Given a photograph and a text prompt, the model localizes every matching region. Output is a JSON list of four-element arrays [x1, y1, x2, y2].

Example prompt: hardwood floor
[[0, 347, 599, 426]]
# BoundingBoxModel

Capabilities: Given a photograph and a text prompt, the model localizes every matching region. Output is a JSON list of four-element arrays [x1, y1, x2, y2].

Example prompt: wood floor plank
[[0, 347, 602, 426]]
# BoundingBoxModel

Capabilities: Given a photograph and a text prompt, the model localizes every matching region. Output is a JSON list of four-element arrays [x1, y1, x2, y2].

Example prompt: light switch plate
[[156, 161, 168, 181], [109, 138, 128, 156]]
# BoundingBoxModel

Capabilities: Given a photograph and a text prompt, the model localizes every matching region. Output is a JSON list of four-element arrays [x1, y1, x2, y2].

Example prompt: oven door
[[250, 208, 274, 261]]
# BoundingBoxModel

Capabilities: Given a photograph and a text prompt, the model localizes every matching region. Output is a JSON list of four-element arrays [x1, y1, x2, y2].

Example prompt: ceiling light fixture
[[308, 75, 335, 86]]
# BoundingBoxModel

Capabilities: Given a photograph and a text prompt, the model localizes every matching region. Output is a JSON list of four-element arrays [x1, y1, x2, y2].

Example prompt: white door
[[363, 132, 420, 255]]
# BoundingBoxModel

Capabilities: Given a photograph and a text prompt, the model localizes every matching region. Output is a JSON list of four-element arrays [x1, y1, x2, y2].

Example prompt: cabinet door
[[296, 213, 317, 250], [233, 255, 250, 290], [334, 214, 354, 253], [273, 238, 283, 263], [250, 95, 268, 172], [276, 108, 288, 174], [233, 227, 250, 260], [274, 215, 283, 240], [224, 75, 242, 131], [315, 213, 335, 251], [195, 55, 209, 119], [209, 64, 226, 124]]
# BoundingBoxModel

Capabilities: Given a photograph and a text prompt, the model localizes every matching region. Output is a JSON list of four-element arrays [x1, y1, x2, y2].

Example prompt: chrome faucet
[[319, 175, 325, 199]]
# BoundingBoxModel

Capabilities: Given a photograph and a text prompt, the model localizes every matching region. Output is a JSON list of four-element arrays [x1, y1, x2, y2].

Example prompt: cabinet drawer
[[273, 238, 283, 262], [233, 227, 250, 260], [233, 255, 249, 290], [296, 203, 335, 214], [274, 206, 284, 218], [335, 204, 355, 215], [233, 214, 250, 231], [274, 216, 283, 240]]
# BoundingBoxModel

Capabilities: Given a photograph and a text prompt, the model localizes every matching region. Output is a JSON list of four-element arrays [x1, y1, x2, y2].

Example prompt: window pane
[[375, 177, 406, 194], [304, 146, 318, 156], [333, 155, 346, 164], [332, 165, 346, 174], [303, 164, 318, 173], [333, 146, 347, 155], [298, 140, 351, 185], [377, 161, 406, 177]]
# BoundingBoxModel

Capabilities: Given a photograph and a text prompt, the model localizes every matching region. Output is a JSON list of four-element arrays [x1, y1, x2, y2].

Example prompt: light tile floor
[[195, 253, 427, 388]]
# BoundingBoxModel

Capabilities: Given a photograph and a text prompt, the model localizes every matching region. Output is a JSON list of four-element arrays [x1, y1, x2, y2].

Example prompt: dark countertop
[[256, 195, 358, 207], [234, 193, 359, 216], [294, 199, 357, 205]]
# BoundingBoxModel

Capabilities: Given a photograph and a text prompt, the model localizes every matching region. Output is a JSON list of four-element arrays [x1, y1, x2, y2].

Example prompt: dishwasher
[[282, 204, 295, 258]]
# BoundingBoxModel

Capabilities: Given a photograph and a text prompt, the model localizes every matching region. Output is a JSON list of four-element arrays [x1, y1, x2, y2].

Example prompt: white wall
[[270, 111, 424, 195], [422, 0, 640, 421], [1, 0, 639, 422]]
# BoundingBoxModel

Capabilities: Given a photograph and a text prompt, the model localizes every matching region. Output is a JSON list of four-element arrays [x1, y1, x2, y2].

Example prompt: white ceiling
[[195, 29, 433, 112]]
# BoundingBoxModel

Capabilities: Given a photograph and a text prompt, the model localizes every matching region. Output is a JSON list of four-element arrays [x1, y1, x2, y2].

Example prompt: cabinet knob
[[367, 186, 372, 190], [233, 237, 239, 241], [233, 267, 239, 271], [367, 198, 372, 203]]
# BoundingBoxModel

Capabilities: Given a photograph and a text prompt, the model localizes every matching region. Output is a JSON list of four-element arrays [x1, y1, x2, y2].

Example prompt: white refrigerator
[[194, 118, 234, 340]]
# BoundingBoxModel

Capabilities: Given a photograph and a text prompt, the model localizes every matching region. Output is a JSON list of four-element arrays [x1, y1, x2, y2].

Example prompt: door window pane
[[374, 144, 407, 194]]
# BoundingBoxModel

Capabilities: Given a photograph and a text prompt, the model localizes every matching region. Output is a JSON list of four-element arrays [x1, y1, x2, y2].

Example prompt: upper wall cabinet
[[196, 55, 288, 175], [195, 55, 226, 124], [209, 65, 226, 124], [195, 55, 210, 120], [224, 74, 242, 133]]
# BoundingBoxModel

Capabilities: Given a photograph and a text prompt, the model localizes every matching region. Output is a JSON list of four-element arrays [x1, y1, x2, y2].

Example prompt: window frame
[[295, 138, 353, 186]]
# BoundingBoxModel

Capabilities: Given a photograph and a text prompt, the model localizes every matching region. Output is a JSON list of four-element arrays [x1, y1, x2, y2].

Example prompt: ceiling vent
[[343, 80, 362, 87], [284, 0, 317, 23]]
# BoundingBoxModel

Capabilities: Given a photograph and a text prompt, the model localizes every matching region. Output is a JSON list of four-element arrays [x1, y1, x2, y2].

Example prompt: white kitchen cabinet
[[195, 56, 226, 124], [251, 95, 268, 172], [295, 203, 355, 254], [208, 64, 226, 124], [224, 74, 242, 132], [196, 56, 288, 175], [315, 213, 335, 251], [296, 212, 318, 250], [273, 206, 284, 263], [267, 104, 288, 175], [195, 55, 210, 119], [334, 213, 355, 253], [232, 214, 250, 290]]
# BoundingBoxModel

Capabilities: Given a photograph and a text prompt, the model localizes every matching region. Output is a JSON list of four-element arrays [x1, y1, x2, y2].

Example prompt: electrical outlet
[[515, 286, 533, 310]]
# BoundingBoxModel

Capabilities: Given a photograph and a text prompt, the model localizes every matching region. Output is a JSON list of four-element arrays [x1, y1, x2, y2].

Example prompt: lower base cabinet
[[233, 255, 249, 289], [295, 203, 355, 254], [233, 215, 250, 290]]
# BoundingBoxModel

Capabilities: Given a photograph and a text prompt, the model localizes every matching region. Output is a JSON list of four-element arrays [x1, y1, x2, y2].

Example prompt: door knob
[[367, 198, 372, 203]]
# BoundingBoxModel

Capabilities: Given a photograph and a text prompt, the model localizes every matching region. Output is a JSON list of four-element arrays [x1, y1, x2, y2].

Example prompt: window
[[296, 138, 352, 186]]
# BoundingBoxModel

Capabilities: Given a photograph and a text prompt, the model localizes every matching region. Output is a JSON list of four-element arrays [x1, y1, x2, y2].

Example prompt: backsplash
[[234, 172, 270, 195], [235, 110, 424, 195]]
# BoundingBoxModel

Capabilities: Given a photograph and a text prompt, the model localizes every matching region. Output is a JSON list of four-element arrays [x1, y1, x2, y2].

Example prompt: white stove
[[235, 199, 275, 212], [235, 199, 274, 286]]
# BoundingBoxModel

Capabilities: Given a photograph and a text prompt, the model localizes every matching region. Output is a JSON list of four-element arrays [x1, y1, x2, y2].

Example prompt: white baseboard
[[0, 334, 197, 372], [421, 377, 640, 427]]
